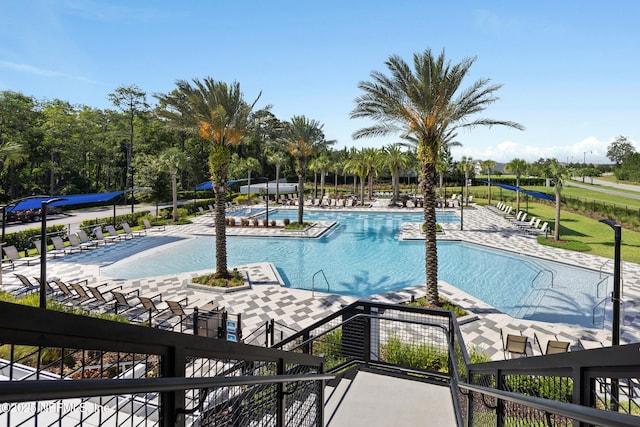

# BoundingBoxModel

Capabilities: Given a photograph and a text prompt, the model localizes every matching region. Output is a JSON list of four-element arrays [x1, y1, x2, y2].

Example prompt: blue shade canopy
[[6, 191, 126, 212], [479, 180, 555, 202], [194, 179, 249, 191]]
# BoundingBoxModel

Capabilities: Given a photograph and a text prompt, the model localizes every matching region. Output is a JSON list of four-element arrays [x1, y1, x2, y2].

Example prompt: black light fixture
[[39, 198, 66, 309], [599, 219, 622, 347]]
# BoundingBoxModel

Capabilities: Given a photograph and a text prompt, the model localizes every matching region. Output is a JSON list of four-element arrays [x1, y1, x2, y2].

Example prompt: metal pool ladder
[[311, 269, 330, 297]]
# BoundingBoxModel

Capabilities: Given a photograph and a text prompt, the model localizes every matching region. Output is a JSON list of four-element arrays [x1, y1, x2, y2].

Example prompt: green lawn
[[498, 201, 640, 264]]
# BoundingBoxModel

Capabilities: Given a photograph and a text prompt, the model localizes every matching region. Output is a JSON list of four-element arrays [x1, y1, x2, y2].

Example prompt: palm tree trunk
[[421, 162, 439, 306], [515, 174, 521, 213], [275, 163, 281, 201], [554, 189, 561, 241], [172, 171, 178, 222], [297, 173, 305, 224], [214, 177, 229, 278]]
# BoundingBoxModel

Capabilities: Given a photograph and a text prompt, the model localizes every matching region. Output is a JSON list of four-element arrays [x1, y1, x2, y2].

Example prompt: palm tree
[[505, 158, 528, 213], [313, 151, 332, 198], [284, 116, 331, 224], [238, 156, 260, 203], [362, 147, 382, 200], [351, 48, 523, 306], [167, 77, 260, 279], [266, 149, 289, 201], [458, 156, 474, 206], [383, 144, 410, 204], [0, 140, 26, 171], [344, 149, 369, 205], [541, 159, 568, 241], [481, 159, 497, 205], [160, 147, 189, 222]]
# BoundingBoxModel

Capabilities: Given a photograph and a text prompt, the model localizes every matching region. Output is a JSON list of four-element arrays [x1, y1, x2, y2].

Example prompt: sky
[[1, 0, 639, 164]]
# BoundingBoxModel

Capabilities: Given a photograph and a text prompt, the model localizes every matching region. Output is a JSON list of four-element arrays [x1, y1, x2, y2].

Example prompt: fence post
[[161, 345, 186, 427], [276, 357, 286, 427]]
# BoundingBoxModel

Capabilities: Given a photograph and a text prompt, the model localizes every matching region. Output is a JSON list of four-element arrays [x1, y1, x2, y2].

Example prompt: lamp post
[[39, 198, 65, 309], [599, 218, 621, 412]]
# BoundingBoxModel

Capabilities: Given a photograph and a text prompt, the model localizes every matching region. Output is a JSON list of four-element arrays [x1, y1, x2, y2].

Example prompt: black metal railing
[[0, 301, 330, 426], [274, 300, 640, 427]]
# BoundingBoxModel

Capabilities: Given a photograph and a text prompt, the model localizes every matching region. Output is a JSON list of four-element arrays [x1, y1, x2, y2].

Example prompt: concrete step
[[324, 370, 457, 427]]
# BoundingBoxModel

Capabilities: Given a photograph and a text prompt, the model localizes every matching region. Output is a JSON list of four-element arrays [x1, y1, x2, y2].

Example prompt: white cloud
[[0, 60, 99, 84], [451, 136, 619, 164]]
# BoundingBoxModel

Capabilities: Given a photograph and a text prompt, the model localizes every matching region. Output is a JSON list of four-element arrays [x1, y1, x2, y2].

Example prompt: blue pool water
[[99, 211, 609, 327]]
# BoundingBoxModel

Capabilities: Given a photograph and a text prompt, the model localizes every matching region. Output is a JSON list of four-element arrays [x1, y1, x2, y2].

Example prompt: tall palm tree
[[361, 147, 382, 200], [351, 48, 523, 306], [312, 151, 332, 198], [266, 149, 289, 201], [383, 144, 410, 203], [344, 149, 369, 205], [541, 159, 568, 241], [505, 158, 528, 213], [481, 159, 497, 205], [284, 115, 331, 224], [238, 157, 260, 203], [167, 77, 260, 279], [457, 156, 474, 206], [160, 147, 189, 222]]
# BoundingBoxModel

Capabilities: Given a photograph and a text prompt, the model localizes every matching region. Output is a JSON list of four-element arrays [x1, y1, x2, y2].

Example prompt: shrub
[[252, 218, 259, 226], [381, 337, 448, 372], [283, 218, 290, 226], [262, 219, 268, 226], [241, 218, 250, 226], [270, 220, 276, 227]]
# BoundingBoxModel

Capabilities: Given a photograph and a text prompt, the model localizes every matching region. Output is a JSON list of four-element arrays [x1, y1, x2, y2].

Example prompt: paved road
[[567, 178, 640, 201], [3, 204, 159, 235]]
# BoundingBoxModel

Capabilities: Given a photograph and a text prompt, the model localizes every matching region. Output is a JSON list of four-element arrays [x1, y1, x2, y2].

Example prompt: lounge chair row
[[490, 203, 549, 235], [501, 327, 603, 358], [10, 273, 218, 334], [2, 221, 158, 268]]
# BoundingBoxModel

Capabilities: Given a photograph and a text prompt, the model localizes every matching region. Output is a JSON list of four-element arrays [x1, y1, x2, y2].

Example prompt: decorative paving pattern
[[3, 199, 638, 361]]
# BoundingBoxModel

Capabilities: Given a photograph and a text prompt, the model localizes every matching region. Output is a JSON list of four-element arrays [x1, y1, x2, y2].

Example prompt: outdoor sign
[[226, 320, 237, 342]]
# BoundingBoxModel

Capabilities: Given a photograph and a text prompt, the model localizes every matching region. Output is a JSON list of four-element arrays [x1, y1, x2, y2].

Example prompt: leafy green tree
[[284, 116, 331, 224], [607, 135, 636, 165], [135, 153, 170, 215], [481, 159, 497, 205], [160, 147, 189, 221], [109, 85, 149, 209], [541, 159, 568, 241], [505, 158, 528, 213], [351, 48, 523, 306], [167, 77, 260, 279], [615, 152, 640, 182]]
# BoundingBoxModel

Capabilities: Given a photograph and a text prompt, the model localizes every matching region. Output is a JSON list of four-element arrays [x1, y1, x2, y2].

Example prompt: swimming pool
[[99, 211, 610, 328]]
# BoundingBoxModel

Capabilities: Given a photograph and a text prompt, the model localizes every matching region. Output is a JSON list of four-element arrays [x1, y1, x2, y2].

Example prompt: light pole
[[39, 198, 65, 309], [599, 219, 622, 345], [599, 218, 621, 412]]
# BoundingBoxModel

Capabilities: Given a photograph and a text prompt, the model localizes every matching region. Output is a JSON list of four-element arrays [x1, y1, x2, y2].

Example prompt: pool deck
[[3, 201, 639, 360]]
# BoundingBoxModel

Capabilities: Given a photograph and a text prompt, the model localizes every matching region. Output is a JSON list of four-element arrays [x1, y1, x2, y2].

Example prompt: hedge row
[[3, 225, 67, 254]]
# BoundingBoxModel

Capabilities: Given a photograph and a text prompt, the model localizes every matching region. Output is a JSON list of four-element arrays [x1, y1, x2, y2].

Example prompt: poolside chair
[[78, 229, 101, 247], [198, 206, 206, 216], [51, 279, 78, 301], [165, 298, 217, 333], [2, 245, 40, 268], [534, 332, 570, 355], [527, 221, 548, 235], [13, 273, 41, 296], [105, 225, 127, 241], [86, 283, 122, 305], [33, 239, 66, 259], [138, 294, 180, 329], [93, 227, 119, 244], [68, 233, 95, 250], [501, 327, 529, 359], [111, 289, 149, 322], [121, 222, 145, 237], [52, 235, 80, 255], [142, 218, 165, 232]]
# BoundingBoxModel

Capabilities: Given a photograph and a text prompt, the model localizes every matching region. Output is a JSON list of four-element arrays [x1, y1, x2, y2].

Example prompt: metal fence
[[0, 301, 329, 427]]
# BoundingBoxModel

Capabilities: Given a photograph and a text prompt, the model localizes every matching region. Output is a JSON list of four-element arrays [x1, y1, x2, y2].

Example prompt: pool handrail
[[311, 269, 330, 297]]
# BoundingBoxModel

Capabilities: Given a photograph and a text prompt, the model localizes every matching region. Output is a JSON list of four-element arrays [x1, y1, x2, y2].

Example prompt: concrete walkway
[[2, 201, 639, 361]]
